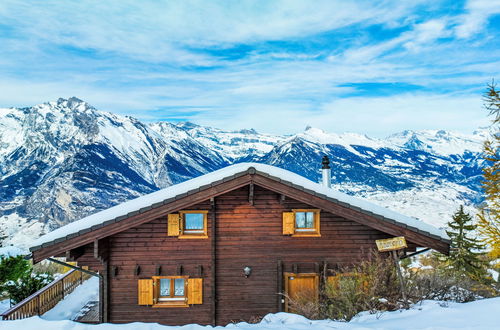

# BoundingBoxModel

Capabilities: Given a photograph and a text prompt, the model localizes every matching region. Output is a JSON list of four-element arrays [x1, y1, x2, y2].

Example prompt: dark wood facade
[[31, 170, 449, 325]]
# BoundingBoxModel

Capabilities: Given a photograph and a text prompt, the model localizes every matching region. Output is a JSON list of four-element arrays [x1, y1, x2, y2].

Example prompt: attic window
[[282, 209, 321, 237], [183, 213, 205, 234], [295, 211, 315, 231], [180, 211, 208, 238], [168, 211, 208, 238]]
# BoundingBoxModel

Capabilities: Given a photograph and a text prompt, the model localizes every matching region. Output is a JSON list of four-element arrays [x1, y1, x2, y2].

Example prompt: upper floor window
[[167, 210, 208, 238], [282, 209, 321, 237]]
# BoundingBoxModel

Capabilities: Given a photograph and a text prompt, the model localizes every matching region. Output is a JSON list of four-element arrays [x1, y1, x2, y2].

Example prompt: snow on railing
[[1, 269, 92, 320]]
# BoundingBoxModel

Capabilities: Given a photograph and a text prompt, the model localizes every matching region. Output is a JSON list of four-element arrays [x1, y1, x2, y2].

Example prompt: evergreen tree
[[0, 255, 31, 284], [477, 82, 500, 261], [446, 205, 488, 279]]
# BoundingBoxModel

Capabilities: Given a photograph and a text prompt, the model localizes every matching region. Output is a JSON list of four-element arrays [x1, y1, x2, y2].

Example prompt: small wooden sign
[[375, 236, 407, 252]]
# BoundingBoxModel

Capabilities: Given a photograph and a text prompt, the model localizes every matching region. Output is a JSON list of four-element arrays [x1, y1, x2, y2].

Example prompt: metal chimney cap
[[322, 156, 331, 169]]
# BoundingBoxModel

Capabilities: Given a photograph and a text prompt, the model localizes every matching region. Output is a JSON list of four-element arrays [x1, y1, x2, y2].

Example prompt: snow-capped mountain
[[0, 98, 227, 245], [0, 98, 488, 247], [259, 127, 485, 229], [168, 122, 284, 161]]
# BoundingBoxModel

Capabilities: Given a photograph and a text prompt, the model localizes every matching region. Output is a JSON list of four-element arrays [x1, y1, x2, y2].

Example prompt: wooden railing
[[1, 269, 93, 320]]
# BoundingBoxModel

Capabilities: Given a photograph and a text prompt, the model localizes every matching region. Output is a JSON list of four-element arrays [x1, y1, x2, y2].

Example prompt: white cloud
[[404, 19, 451, 50], [0, 0, 498, 137], [455, 0, 500, 38], [0, 0, 430, 62]]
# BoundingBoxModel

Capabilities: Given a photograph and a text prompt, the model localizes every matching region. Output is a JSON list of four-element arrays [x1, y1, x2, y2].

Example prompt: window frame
[[179, 210, 208, 239], [292, 209, 321, 237], [152, 275, 189, 308]]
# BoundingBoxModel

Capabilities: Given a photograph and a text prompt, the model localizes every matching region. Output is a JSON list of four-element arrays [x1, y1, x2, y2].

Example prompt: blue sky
[[0, 0, 499, 136]]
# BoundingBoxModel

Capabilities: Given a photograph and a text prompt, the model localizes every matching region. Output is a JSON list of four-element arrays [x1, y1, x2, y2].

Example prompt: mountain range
[[0, 97, 488, 248]]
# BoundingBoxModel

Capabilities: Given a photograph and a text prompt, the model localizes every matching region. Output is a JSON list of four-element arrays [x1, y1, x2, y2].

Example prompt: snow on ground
[[0, 299, 11, 314], [41, 276, 99, 321], [0, 298, 498, 329]]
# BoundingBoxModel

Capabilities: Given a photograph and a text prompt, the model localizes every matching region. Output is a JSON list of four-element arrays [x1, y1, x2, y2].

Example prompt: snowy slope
[[41, 276, 98, 321], [0, 98, 488, 248], [386, 129, 486, 155], [0, 298, 499, 329]]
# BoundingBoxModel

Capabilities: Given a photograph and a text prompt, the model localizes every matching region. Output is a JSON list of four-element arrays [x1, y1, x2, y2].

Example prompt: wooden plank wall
[[109, 200, 212, 325], [213, 185, 391, 324], [72, 185, 416, 325]]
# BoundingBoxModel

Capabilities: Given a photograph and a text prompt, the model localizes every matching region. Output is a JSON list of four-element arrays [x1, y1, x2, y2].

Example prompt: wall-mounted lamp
[[243, 266, 252, 278]]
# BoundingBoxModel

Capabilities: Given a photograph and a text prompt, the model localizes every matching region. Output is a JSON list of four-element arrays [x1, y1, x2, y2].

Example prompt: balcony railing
[[1, 269, 92, 320]]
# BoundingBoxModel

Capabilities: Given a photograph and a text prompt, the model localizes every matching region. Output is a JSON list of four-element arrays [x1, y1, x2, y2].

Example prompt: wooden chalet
[[29, 160, 450, 325]]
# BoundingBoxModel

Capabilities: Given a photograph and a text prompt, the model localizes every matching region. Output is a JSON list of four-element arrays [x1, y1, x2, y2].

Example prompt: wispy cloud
[[0, 0, 498, 135], [455, 0, 500, 38]]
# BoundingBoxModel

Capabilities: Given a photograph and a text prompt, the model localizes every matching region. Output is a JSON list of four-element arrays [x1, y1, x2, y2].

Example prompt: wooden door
[[284, 273, 319, 313]]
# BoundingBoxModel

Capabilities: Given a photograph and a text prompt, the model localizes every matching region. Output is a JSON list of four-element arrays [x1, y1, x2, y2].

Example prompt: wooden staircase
[[1, 269, 92, 320]]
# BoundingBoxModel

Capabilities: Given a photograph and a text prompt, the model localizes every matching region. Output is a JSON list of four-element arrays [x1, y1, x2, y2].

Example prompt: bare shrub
[[246, 315, 264, 324], [285, 288, 321, 320], [406, 267, 499, 302], [286, 252, 498, 322], [321, 253, 402, 321]]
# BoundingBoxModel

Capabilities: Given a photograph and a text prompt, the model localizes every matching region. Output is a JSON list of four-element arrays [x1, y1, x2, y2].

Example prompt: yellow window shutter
[[282, 212, 295, 235], [168, 214, 180, 236], [138, 279, 153, 305], [187, 278, 203, 304]]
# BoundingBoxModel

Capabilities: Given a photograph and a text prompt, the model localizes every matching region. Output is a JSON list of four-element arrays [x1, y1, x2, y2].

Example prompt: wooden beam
[[65, 246, 84, 261], [277, 260, 283, 312], [99, 273, 104, 323], [279, 194, 286, 204], [211, 197, 217, 326], [102, 260, 110, 323], [197, 265, 203, 277], [93, 238, 109, 264], [249, 183, 254, 206], [111, 266, 118, 278], [93, 237, 110, 323]]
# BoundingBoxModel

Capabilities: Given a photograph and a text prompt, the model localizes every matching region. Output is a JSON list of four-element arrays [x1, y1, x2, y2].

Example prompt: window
[[295, 211, 315, 231], [183, 213, 205, 235], [158, 277, 186, 302], [138, 276, 203, 307], [282, 209, 320, 237], [167, 211, 208, 238]]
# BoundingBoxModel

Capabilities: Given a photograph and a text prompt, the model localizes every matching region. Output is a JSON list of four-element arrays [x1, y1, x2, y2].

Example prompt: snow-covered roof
[[31, 163, 448, 251]]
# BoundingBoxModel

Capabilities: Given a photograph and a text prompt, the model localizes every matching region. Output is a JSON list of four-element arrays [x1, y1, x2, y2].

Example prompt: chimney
[[321, 156, 331, 188]]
